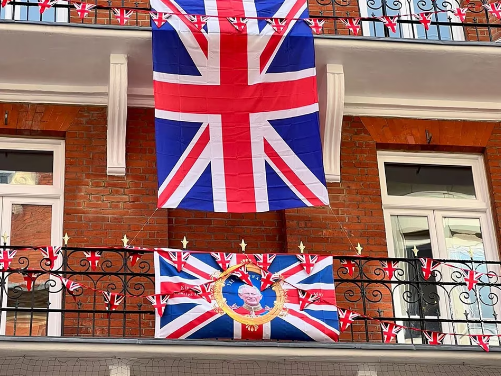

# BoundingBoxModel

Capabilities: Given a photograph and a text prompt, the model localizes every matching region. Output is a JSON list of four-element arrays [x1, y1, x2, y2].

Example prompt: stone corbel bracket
[[318, 64, 344, 183], [107, 54, 128, 176]]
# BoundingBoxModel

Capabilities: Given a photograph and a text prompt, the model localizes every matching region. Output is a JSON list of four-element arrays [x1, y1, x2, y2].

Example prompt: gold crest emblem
[[213, 263, 287, 326]]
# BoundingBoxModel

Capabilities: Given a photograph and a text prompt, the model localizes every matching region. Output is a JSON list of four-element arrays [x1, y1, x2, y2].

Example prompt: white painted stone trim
[[107, 54, 128, 176]]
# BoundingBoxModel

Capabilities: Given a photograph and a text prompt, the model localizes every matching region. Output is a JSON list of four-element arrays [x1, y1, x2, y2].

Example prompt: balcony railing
[[0, 244, 499, 348], [0, 0, 500, 42]]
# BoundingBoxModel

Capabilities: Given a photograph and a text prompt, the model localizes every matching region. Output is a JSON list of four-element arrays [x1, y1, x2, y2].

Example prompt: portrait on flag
[[153, 250, 339, 342], [151, 0, 329, 213]]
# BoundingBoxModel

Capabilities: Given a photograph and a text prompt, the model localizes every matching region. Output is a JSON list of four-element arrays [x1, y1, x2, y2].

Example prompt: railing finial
[[355, 242, 363, 255], [181, 236, 189, 249], [63, 233, 70, 247], [298, 241, 306, 254], [239, 239, 247, 253], [121, 234, 129, 247]]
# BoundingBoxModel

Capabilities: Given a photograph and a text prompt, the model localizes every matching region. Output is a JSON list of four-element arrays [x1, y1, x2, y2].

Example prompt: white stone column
[[107, 54, 128, 176]]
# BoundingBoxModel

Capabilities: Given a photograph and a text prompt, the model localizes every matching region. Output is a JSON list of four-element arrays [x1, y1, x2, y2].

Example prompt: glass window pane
[[390, 215, 440, 343], [6, 204, 52, 336], [0, 150, 53, 186], [385, 163, 476, 199]]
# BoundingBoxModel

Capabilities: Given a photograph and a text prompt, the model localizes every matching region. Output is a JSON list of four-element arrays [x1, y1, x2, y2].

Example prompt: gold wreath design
[[213, 263, 286, 325]]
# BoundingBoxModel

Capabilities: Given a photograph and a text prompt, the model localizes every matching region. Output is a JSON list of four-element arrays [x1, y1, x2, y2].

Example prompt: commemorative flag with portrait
[[153, 250, 339, 341], [151, 0, 329, 213]]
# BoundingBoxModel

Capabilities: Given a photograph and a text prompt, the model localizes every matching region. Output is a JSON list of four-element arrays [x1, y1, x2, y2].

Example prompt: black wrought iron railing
[[0, 244, 499, 348], [0, 0, 500, 42]]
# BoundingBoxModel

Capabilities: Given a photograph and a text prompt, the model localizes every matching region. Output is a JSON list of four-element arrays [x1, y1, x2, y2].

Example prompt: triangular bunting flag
[[378, 16, 398, 33], [297, 289, 320, 310], [463, 269, 483, 291], [59, 277, 82, 300], [112, 8, 134, 26], [210, 252, 233, 271], [380, 322, 402, 343], [470, 334, 491, 352], [146, 294, 169, 316], [128, 251, 144, 267], [423, 331, 446, 345], [453, 7, 467, 22], [39, 246, 61, 270], [167, 250, 190, 272], [340, 259, 357, 277], [191, 282, 213, 303], [381, 260, 399, 280], [83, 250, 102, 271], [73, 3, 95, 20], [1, 0, 11, 7], [0, 249, 16, 271], [419, 258, 441, 280], [484, 3, 501, 20], [231, 265, 253, 286], [23, 272, 39, 292], [415, 13, 433, 31], [340, 18, 361, 35], [102, 291, 125, 311], [296, 254, 318, 274], [150, 12, 171, 28], [338, 308, 359, 332], [266, 18, 288, 33], [227, 17, 248, 32], [260, 269, 279, 291], [187, 15, 208, 31], [304, 18, 325, 34], [38, 0, 56, 14], [255, 254, 276, 271]]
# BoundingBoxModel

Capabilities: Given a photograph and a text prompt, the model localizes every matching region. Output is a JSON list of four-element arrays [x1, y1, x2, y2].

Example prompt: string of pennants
[[2, 0, 501, 33], [0, 246, 497, 351]]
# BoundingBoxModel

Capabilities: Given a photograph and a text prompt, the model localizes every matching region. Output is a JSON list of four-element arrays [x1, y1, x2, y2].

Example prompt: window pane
[[390, 215, 440, 343], [443, 217, 498, 342], [385, 163, 475, 199], [0, 150, 53, 186]]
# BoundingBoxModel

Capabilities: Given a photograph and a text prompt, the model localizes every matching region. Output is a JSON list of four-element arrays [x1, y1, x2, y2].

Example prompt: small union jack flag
[[227, 17, 248, 32], [255, 254, 276, 271], [73, 3, 95, 19], [1, 0, 11, 7], [266, 18, 288, 33], [23, 272, 39, 292], [83, 250, 102, 271], [415, 12, 433, 31], [304, 18, 325, 34], [340, 18, 361, 35], [296, 254, 318, 274], [231, 265, 253, 286], [338, 308, 359, 332], [0, 249, 16, 271], [59, 277, 82, 300], [112, 8, 134, 26], [191, 282, 213, 303], [340, 259, 357, 277], [146, 294, 169, 316], [380, 260, 399, 280], [39, 246, 61, 270], [297, 289, 320, 311], [380, 322, 402, 343], [103, 291, 125, 311], [186, 15, 208, 31], [128, 252, 144, 267], [470, 334, 491, 352], [484, 3, 501, 20], [38, 0, 56, 14], [463, 269, 483, 291], [453, 7, 467, 22], [167, 251, 190, 272], [210, 252, 233, 271], [424, 331, 446, 345], [378, 16, 398, 33], [150, 12, 171, 28], [260, 269, 279, 291], [420, 258, 441, 280]]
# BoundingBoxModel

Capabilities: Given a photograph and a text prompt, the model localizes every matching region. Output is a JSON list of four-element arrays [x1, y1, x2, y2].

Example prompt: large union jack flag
[[154, 251, 339, 341], [151, 0, 329, 212]]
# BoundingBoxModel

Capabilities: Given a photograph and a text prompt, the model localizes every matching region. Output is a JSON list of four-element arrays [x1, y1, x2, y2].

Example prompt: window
[[2, 0, 68, 22], [378, 151, 499, 344], [358, 0, 464, 41]]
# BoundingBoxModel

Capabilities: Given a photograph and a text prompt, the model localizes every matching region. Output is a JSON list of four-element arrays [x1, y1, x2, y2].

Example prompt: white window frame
[[378, 151, 499, 343], [3, 0, 68, 22], [0, 137, 65, 337]]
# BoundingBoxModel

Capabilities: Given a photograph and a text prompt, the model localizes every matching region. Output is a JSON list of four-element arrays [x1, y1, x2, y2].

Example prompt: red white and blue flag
[[151, 0, 329, 212], [154, 250, 339, 341]]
